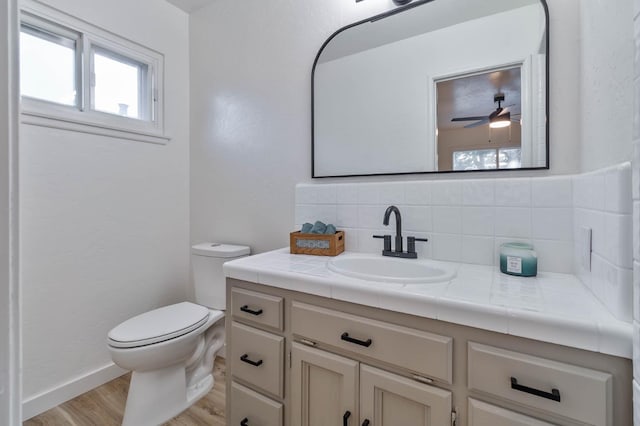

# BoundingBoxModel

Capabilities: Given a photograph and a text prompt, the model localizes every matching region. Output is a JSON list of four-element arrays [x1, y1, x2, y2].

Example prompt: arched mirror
[[312, 0, 548, 177]]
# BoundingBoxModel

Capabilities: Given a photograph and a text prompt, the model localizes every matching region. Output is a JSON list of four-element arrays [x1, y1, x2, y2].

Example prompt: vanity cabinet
[[226, 279, 632, 426], [290, 343, 452, 426]]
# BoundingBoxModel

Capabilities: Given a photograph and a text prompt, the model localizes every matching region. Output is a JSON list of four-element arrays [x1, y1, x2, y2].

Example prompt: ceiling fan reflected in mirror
[[451, 93, 519, 129]]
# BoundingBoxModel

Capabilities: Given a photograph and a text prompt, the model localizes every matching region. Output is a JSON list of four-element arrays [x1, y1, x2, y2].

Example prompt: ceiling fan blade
[[451, 116, 488, 122], [464, 118, 489, 128]]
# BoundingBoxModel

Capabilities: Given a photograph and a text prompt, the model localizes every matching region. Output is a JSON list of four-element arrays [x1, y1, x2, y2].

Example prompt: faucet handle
[[407, 236, 429, 254], [373, 234, 392, 252]]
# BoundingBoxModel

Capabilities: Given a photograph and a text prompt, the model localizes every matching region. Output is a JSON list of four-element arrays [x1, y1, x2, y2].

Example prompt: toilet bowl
[[107, 243, 249, 426]]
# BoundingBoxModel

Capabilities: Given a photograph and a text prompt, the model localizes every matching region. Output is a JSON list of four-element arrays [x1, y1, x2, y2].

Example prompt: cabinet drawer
[[230, 381, 283, 426], [291, 301, 452, 383], [468, 342, 612, 426], [468, 398, 557, 426], [230, 322, 285, 398], [231, 287, 284, 331]]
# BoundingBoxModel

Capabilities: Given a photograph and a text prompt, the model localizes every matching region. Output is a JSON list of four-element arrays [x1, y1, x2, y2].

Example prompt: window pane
[[20, 29, 77, 106], [498, 148, 522, 169], [453, 149, 497, 171], [93, 50, 146, 119]]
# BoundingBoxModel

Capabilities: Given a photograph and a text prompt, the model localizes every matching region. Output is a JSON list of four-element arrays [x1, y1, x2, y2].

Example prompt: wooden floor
[[24, 358, 226, 426]]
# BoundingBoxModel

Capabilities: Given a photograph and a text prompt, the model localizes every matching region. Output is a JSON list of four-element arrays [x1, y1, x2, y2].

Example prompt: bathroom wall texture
[[20, 0, 190, 418], [0, 0, 19, 423], [189, 0, 583, 258], [632, 0, 640, 422], [580, 0, 634, 173]]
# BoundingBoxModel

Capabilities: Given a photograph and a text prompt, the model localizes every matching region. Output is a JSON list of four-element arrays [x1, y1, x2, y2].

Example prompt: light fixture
[[393, 0, 413, 5], [489, 111, 511, 128]]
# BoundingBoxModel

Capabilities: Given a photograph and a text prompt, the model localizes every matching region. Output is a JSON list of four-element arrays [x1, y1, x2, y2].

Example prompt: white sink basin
[[328, 255, 456, 284]]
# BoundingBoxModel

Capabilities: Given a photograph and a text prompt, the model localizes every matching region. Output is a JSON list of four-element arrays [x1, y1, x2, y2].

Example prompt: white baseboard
[[22, 362, 127, 421]]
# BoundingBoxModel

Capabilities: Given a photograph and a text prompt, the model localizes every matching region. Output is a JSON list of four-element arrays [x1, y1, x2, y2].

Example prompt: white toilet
[[107, 243, 249, 426]]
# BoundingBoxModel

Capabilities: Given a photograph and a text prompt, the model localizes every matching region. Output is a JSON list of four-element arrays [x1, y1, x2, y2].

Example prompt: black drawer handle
[[240, 354, 263, 367], [343, 411, 351, 426], [511, 377, 560, 402], [362, 420, 370, 426], [240, 305, 263, 316], [240, 418, 248, 426], [341, 332, 372, 347]]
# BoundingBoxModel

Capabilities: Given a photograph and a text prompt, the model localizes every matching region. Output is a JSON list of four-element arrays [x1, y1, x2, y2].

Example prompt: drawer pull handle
[[240, 305, 263, 316], [341, 332, 372, 347], [240, 418, 248, 426], [510, 377, 561, 402], [343, 410, 351, 426], [240, 354, 263, 367], [362, 420, 370, 426]]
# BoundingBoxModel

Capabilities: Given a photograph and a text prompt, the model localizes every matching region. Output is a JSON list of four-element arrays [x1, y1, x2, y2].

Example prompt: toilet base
[[122, 364, 214, 426]]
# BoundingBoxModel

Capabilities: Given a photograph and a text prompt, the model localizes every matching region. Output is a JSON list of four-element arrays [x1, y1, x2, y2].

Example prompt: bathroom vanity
[[224, 250, 632, 426]]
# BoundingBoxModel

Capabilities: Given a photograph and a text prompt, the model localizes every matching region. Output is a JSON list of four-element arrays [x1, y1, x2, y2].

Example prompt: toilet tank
[[191, 243, 250, 310]]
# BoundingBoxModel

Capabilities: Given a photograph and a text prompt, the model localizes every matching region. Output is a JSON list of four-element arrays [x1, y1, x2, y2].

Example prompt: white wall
[[0, 0, 20, 423], [189, 0, 583, 255], [580, 0, 634, 173], [20, 0, 190, 418]]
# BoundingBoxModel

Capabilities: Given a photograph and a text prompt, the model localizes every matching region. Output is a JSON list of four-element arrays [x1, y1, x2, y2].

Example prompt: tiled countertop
[[224, 249, 632, 359]]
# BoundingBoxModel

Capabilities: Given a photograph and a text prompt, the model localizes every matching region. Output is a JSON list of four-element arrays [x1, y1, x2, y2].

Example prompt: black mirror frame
[[311, 0, 550, 178]]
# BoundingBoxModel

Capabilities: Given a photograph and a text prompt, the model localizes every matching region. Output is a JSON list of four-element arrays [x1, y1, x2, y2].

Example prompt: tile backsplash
[[295, 162, 633, 322]]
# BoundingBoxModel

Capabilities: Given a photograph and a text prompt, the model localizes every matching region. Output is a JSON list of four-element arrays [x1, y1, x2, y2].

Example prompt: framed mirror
[[312, 0, 548, 178]]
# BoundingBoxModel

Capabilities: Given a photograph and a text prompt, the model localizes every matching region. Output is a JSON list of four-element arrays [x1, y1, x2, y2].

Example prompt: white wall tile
[[462, 179, 495, 206], [433, 206, 462, 234], [404, 181, 431, 205], [462, 206, 495, 236], [603, 264, 633, 322], [431, 181, 461, 205], [533, 239, 574, 274], [379, 182, 405, 205], [357, 183, 380, 204], [336, 204, 358, 228], [532, 208, 573, 241], [461, 236, 494, 265], [358, 205, 384, 229], [635, 201, 640, 261], [604, 213, 633, 269], [431, 233, 462, 262], [402, 205, 432, 232], [605, 163, 632, 214], [632, 143, 640, 200], [495, 178, 532, 206], [635, 322, 640, 383], [532, 176, 572, 207], [635, 261, 640, 321], [494, 207, 532, 238], [336, 184, 358, 204]]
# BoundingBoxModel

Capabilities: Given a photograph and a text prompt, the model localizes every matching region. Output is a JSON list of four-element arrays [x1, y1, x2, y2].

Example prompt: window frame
[[452, 147, 522, 171], [19, 1, 167, 144]]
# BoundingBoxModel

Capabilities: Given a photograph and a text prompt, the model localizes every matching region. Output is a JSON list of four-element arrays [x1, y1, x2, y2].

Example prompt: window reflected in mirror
[[436, 67, 525, 171]]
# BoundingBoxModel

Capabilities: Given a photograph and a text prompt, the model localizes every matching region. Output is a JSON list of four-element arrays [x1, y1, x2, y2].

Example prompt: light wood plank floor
[[24, 358, 226, 426]]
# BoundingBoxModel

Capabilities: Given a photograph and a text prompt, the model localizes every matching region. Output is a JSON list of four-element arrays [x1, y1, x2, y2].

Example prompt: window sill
[[20, 109, 170, 145]]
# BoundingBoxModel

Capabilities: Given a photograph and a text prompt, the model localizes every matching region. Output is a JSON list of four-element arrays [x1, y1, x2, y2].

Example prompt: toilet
[[107, 243, 250, 426]]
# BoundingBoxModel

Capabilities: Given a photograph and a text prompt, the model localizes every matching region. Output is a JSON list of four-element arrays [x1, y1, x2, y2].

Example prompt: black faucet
[[383, 205, 403, 253], [373, 205, 428, 259]]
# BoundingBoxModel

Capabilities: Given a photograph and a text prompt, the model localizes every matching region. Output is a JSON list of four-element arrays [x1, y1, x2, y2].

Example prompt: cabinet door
[[360, 364, 451, 426], [291, 342, 359, 426], [468, 398, 557, 426]]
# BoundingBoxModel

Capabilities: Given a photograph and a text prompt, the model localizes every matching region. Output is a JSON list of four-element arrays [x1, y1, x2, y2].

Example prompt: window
[[20, 23, 79, 107], [19, 2, 166, 144], [453, 148, 522, 171]]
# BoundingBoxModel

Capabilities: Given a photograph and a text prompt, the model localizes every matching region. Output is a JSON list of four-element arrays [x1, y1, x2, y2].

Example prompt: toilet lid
[[108, 302, 210, 348]]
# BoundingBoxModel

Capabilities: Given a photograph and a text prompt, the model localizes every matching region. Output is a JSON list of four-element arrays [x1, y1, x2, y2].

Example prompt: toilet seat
[[108, 302, 211, 349]]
